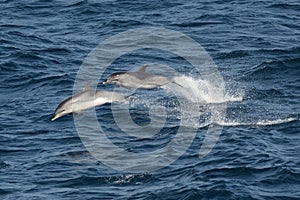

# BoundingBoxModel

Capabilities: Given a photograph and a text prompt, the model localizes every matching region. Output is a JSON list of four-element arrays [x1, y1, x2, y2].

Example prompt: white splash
[[162, 75, 243, 104]]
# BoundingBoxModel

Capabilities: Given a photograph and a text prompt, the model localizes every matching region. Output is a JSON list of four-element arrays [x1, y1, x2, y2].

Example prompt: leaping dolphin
[[103, 64, 182, 89], [51, 82, 127, 121]]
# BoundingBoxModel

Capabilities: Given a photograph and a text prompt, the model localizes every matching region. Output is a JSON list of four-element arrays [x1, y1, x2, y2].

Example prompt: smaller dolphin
[[103, 64, 182, 89], [52, 82, 127, 121]]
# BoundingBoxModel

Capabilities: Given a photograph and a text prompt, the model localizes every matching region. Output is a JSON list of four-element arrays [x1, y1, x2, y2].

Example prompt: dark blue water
[[1, 0, 300, 199]]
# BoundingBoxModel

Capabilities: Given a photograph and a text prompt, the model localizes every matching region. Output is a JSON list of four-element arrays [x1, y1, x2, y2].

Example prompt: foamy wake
[[215, 117, 298, 127], [160, 75, 298, 128], [127, 75, 297, 129]]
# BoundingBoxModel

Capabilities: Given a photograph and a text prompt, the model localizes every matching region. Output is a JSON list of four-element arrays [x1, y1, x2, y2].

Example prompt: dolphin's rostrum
[[103, 64, 182, 89], [52, 82, 127, 121]]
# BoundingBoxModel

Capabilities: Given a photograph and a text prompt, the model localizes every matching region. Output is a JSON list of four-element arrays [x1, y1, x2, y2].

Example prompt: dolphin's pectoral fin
[[125, 92, 134, 100], [83, 81, 92, 91], [172, 81, 183, 88], [137, 64, 148, 72]]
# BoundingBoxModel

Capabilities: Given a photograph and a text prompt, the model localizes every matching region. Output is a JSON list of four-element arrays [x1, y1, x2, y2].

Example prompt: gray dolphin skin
[[52, 82, 126, 121], [103, 64, 181, 89]]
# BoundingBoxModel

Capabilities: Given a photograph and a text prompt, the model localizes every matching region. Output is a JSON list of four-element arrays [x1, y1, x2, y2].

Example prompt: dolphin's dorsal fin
[[83, 81, 92, 91], [137, 64, 148, 72]]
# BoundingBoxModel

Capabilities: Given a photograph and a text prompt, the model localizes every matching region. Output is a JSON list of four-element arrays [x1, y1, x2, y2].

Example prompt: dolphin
[[51, 82, 127, 121], [103, 64, 182, 89]]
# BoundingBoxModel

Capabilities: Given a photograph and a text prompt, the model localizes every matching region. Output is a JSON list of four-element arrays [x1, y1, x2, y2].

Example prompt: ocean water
[[1, 0, 300, 199]]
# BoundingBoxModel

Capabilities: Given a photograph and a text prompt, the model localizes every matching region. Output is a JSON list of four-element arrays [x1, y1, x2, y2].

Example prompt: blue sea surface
[[1, 0, 300, 199]]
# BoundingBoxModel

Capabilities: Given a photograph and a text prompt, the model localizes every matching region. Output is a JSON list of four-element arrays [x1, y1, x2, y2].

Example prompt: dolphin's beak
[[103, 80, 111, 84], [51, 115, 59, 121]]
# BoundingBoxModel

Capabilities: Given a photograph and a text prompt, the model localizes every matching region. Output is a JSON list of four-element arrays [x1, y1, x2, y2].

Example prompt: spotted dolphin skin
[[51, 82, 126, 121], [103, 64, 182, 89]]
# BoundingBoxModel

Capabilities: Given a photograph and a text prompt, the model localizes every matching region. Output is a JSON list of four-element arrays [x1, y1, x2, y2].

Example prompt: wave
[[268, 3, 300, 11], [47, 173, 155, 187], [0, 161, 10, 169], [241, 55, 300, 82]]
